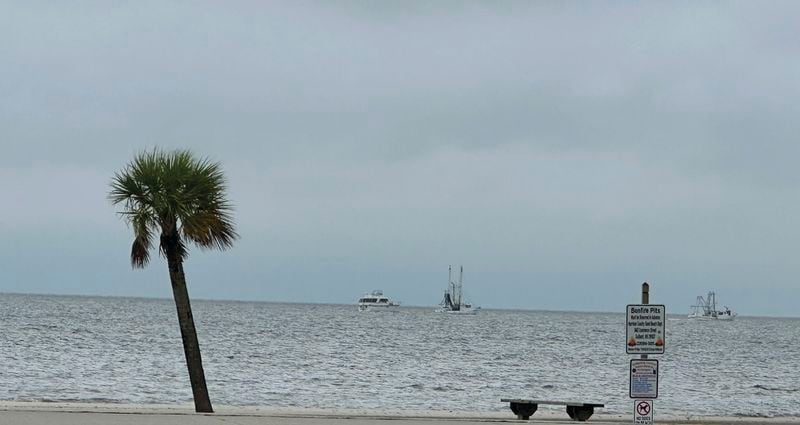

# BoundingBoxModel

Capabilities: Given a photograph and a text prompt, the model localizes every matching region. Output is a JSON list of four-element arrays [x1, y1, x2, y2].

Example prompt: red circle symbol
[[637, 401, 651, 415]]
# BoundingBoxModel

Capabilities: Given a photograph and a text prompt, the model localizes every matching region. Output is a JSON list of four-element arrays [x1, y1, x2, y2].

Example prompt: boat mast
[[448, 265, 453, 303], [448, 265, 452, 294], [709, 292, 717, 317], [457, 266, 463, 308], [451, 267, 456, 305], [443, 265, 453, 309]]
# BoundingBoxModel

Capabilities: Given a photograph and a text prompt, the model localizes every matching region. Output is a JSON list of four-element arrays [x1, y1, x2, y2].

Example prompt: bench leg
[[565, 406, 594, 422], [509, 402, 538, 420]]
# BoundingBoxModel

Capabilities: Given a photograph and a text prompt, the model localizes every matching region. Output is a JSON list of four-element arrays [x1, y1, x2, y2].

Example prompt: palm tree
[[109, 148, 238, 413]]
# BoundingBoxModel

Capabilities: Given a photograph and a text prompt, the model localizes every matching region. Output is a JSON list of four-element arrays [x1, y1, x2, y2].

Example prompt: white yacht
[[436, 265, 480, 315], [689, 291, 737, 320], [358, 290, 400, 312]]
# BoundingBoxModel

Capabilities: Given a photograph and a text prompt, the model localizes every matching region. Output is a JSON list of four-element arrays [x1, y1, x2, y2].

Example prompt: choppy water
[[1, 293, 798, 417]]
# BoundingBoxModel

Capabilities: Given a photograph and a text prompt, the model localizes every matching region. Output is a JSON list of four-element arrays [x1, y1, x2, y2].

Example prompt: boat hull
[[687, 314, 736, 321], [358, 304, 400, 312], [435, 307, 480, 315]]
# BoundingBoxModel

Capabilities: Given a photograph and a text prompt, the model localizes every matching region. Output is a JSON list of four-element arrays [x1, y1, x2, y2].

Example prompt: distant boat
[[436, 265, 480, 315], [688, 291, 737, 320], [358, 290, 400, 312]]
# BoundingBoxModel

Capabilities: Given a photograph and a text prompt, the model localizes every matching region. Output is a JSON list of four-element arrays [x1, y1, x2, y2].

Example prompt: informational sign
[[634, 400, 653, 424], [630, 359, 659, 399], [626, 304, 665, 354]]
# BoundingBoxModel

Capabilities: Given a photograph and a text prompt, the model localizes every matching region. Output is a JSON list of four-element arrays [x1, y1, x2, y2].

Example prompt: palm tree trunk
[[166, 247, 214, 413]]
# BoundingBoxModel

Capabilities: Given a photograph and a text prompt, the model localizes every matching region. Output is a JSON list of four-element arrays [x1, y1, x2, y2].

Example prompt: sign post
[[627, 282, 664, 424]]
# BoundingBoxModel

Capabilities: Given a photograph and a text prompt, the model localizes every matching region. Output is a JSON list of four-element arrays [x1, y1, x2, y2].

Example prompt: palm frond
[[181, 208, 238, 250], [110, 147, 238, 268], [130, 209, 154, 268]]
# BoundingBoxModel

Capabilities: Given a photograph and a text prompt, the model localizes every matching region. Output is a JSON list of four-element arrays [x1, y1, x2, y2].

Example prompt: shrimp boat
[[436, 266, 480, 314], [358, 290, 400, 312], [688, 291, 737, 320]]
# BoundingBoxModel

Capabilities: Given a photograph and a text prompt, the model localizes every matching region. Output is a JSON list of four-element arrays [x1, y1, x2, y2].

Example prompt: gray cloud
[[1, 1, 799, 315]]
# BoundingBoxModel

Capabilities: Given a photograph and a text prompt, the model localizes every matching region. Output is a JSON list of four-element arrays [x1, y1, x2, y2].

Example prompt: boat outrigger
[[436, 265, 480, 314], [688, 291, 736, 320]]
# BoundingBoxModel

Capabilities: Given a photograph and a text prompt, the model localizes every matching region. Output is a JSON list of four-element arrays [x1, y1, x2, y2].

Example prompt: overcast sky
[[1, 1, 799, 316]]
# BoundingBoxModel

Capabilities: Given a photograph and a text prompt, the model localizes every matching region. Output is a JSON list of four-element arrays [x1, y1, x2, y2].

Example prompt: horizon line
[[1, 290, 797, 320]]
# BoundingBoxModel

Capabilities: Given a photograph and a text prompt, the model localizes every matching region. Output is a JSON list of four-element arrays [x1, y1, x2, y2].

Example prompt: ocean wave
[[753, 384, 799, 393], [25, 397, 125, 404]]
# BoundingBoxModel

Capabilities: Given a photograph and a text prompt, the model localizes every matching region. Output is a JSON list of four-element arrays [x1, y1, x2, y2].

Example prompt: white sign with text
[[626, 304, 665, 354], [634, 400, 653, 424], [630, 359, 659, 399]]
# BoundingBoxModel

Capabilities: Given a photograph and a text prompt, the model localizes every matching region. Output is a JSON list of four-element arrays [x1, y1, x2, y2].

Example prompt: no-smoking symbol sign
[[634, 400, 653, 424]]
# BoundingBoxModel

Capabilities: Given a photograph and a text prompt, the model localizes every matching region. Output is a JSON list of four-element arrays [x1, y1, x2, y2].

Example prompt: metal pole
[[641, 282, 649, 360]]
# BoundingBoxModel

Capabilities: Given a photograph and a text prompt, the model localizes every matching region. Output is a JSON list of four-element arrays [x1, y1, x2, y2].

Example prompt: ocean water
[[1, 293, 798, 417]]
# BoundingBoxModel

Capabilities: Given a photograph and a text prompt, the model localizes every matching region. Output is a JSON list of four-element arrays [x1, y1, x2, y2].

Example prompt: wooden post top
[[642, 282, 650, 304]]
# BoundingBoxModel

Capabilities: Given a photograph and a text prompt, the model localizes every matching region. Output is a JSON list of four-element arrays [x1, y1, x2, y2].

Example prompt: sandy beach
[[1, 402, 799, 425]]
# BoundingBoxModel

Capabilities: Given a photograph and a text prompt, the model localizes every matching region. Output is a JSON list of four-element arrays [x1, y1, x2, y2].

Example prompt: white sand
[[1, 401, 799, 424]]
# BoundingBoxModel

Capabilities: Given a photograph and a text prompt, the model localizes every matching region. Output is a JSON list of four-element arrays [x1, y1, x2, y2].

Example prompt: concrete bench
[[500, 399, 605, 421]]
